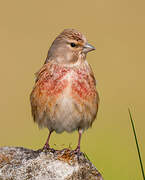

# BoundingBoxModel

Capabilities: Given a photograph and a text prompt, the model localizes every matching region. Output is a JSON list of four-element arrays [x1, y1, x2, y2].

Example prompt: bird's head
[[45, 29, 95, 65]]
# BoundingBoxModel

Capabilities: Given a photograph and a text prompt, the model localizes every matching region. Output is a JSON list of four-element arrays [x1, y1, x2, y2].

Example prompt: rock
[[0, 147, 103, 180]]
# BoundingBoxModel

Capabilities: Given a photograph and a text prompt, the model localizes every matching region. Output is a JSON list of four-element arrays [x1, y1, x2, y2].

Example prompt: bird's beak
[[83, 43, 95, 53]]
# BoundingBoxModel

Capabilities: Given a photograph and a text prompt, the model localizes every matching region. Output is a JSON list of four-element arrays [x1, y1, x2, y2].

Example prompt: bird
[[30, 29, 99, 153]]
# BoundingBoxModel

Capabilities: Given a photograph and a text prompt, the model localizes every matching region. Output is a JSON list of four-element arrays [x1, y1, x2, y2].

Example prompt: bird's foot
[[42, 144, 55, 153], [72, 146, 83, 156]]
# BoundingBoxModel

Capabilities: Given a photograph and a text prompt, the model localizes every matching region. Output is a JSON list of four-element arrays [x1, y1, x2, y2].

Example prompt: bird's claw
[[72, 146, 83, 156], [42, 144, 55, 153]]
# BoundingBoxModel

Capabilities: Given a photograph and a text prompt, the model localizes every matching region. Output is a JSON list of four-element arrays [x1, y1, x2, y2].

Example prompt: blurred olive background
[[0, 0, 145, 179]]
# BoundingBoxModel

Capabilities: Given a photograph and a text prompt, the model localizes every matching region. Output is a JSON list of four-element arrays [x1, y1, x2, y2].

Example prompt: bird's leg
[[43, 130, 53, 150], [74, 129, 83, 153]]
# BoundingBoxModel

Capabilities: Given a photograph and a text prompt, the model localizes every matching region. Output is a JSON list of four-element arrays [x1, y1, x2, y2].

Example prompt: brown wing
[[30, 63, 51, 123]]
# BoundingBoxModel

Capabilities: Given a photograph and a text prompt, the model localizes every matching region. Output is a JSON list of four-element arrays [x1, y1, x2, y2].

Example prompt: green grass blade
[[128, 108, 145, 180], [84, 152, 90, 161]]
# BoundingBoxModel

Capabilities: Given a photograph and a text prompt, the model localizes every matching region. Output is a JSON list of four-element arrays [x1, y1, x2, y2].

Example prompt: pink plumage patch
[[71, 68, 96, 100], [36, 64, 70, 97]]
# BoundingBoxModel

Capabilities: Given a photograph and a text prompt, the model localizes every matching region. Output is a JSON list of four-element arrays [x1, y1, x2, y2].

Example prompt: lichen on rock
[[0, 147, 103, 180]]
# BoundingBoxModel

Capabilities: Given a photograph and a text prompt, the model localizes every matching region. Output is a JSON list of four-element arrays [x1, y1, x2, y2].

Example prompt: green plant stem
[[128, 108, 145, 180]]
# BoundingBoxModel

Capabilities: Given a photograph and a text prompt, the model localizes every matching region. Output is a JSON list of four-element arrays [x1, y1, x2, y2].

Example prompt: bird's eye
[[70, 43, 76, 47]]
